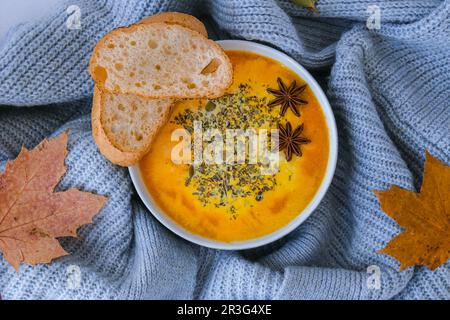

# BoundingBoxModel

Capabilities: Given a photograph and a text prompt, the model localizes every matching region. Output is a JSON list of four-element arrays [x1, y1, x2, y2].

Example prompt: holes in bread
[[93, 65, 108, 83], [202, 80, 209, 87], [118, 103, 125, 111], [132, 131, 143, 142], [107, 43, 115, 49], [130, 40, 136, 46], [135, 82, 142, 88], [155, 64, 161, 71], [153, 84, 161, 90], [157, 106, 162, 113], [201, 58, 221, 75], [114, 63, 123, 71], [148, 40, 158, 49], [163, 45, 172, 55], [181, 77, 196, 89], [111, 123, 119, 134]]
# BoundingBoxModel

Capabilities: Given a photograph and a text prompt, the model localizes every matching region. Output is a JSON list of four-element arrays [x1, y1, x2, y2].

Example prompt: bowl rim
[[129, 39, 338, 250]]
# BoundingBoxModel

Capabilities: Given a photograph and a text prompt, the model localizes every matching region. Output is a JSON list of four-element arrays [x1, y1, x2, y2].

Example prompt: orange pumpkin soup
[[139, 51, 329, 242]]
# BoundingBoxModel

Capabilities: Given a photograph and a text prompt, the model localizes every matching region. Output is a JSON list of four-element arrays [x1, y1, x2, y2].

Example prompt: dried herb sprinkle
[[173, 83, 282, 217]]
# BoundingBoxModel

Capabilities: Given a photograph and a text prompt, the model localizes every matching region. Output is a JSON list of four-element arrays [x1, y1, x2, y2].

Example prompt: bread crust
[[89, 22, 233, 99], [138, 12, 208, 38]]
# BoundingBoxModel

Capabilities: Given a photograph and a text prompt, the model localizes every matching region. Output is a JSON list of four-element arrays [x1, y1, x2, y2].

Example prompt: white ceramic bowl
[[129, 40, 338, 250]]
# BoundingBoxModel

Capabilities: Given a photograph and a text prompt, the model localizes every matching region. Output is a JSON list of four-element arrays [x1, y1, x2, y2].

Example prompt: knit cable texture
[[0, 0, 449, 300]]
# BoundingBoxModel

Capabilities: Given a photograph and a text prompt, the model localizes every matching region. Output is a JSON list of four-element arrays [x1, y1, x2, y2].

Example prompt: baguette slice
[[91, 13, 206, 166], [139, 12, 208, 37], [92, 86, 172, 166], [90, 22, 232, 99]]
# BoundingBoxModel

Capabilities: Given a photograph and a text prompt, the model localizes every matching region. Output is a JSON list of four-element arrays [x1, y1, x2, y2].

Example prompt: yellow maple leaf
[[291, 0, 318, 12], [375, 151, 450, 270]]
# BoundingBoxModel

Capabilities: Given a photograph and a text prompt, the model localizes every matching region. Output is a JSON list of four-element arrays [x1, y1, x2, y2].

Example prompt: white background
[[0, 0, 61, 40]]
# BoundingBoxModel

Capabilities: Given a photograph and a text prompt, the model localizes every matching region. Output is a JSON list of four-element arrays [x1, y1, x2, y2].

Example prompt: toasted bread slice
[[138, 12, 208, 37], [92, 86, 172, 166], [90, 22, 232, 99], [91, 13, 208, 166]]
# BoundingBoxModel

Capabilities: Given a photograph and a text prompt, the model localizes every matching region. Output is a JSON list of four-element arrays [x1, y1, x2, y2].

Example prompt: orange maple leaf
[[375, 151, 450, 270], [0, 132, 107, 270]]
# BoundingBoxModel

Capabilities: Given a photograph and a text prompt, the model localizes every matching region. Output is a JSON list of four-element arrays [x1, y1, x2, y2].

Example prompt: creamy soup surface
[[139, 50, 329, 242]]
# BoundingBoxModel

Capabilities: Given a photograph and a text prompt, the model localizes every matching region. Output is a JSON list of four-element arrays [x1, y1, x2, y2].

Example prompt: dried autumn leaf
[[291, 0, 318, 12], [375, 151, 450, 270], [0, 132, 107, 270]]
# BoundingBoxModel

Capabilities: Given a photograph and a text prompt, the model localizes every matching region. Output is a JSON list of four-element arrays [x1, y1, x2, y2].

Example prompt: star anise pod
[[267, 77, 307, 117], [277, 122, 310, 161]]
